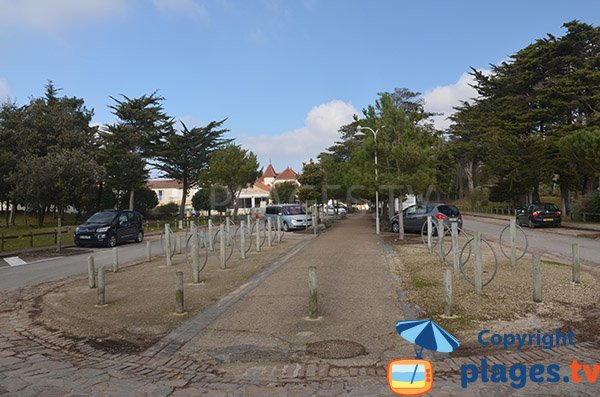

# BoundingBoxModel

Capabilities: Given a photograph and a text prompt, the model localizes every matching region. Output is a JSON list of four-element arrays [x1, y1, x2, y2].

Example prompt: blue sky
[[1, 0, 598, 174]]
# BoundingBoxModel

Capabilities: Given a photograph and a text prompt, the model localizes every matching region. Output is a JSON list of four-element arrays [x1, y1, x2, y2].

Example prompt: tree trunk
[[9, 202, 16, 226], [4, 201, 9, 227], [56, 208, 63, 253], [129, 189, 135, 210], [179, 179, 188, 221], [532, 185, 541, 204], [37, 206, 46, 227], [464, 160, 474, 195], [560, 185, 570, 216], [96, 182, 104, 211], [232, 188, 240, 217]]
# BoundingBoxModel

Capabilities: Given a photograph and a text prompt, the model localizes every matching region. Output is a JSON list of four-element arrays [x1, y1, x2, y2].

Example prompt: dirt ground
[[386, 233, 600, 355], [35, 231, 311, 352]]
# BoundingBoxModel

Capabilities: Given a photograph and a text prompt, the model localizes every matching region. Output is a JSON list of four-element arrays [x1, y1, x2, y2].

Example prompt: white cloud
[[423, 70, 490, 130], [240, 100, 357, 171], [153, 0, 208, 22], [0, 79, 9, 100], [0, 0, 127, 34]]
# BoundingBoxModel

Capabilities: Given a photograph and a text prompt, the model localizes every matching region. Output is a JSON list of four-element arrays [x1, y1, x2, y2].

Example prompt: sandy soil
[[387, 234, 600, 355], [35, 232, 311, 350]]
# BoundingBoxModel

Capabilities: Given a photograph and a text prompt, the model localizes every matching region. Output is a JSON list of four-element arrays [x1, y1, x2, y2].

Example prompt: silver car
[[264, 204, 312, 231], [391, 203, 463, 233]]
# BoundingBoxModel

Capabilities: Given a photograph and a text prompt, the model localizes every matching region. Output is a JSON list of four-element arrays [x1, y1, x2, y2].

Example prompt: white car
[[326, 205, 347, 216]]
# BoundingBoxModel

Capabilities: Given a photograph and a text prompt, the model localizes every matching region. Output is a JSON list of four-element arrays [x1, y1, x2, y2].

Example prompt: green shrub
[[151, 202, 179, 220], [571, 191, 600, 221]]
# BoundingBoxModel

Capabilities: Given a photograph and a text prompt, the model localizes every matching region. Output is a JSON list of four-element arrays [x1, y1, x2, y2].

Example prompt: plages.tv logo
[[388, 319, 460, 396]]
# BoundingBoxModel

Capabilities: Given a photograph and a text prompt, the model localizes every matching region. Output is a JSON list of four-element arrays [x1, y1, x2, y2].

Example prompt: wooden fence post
[[208, 219, 214, 252], [444, 267, 453, 317], [308, 266, 318, 319], [572, 243, 580, 284], [426, 216, 433, 253], [510, 218, 517, 267], [165, 224, 173, 266], [451, 222, 460, 274], [175, 271, 185, 314], [146, 241, 151, 262], [474, 232, 483, 294], [97, 267, 106, 306], [88, 256, 96, 289], [112, 247, 118, 273], [437, 218, 445, 261], [267, 218, 273, 247], [533, 255, 542, 302], [240, 221, 246, 260], [219, 223, 226, 269]]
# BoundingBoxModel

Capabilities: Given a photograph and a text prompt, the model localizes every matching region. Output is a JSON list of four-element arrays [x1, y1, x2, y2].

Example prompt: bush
[[151, 202, 179, 220], [571, 191, 600, 221]]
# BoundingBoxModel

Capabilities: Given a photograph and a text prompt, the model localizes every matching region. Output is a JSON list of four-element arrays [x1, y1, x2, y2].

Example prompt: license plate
[[543, 218, 553, 222], [79, 235, 91, 239], [449, 218, 458, 222]]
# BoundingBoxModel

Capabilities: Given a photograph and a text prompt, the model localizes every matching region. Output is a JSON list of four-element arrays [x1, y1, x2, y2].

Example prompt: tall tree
[[153, 120, 231, 220], [10, 82, 99, 227], [0, 101, 23, 226], [270, 181, 298, 204], [200, 144, 260, 217], [101, 92, 174, 210], [297, 160, 326, 204]]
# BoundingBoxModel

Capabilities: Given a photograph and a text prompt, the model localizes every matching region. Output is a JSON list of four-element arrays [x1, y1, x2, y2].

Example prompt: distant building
[[147, 164, 300, 211], [238, 164, 300, 209]]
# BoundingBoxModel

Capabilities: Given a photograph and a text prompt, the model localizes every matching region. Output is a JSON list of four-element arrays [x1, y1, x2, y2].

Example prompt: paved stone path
[[1, 215, 599, 396]]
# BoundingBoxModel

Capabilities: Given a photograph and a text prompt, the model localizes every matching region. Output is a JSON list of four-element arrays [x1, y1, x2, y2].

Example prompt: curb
[[463, 212, 600, 232]]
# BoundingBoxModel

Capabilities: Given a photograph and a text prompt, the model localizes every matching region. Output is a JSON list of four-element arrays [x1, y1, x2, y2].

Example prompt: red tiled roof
[[254, 181, 271, 192], [263, 164, 277, 178], [275, 167, 298, 180], [147, 179, 183, 189]]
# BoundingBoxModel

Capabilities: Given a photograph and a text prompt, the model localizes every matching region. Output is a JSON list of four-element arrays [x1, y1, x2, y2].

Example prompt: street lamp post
[[356, 125, 383, 235]]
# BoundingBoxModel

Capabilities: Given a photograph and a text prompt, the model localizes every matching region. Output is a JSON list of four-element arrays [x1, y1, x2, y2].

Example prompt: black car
[[74, 210, 144, 247], [391, 203, 463, 233], [516, 203, 561, 228]]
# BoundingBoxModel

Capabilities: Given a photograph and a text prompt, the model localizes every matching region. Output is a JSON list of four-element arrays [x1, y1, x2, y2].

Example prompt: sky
[[1, 0, 598, 175]]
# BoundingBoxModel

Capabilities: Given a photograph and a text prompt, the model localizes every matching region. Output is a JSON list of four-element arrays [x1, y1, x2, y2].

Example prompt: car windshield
[[85, 212, 117, 224], [283, 206, 305, 215]]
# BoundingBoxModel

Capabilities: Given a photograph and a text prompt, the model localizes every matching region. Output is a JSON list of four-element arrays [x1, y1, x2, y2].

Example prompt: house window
[[158, 190, 164, 201]]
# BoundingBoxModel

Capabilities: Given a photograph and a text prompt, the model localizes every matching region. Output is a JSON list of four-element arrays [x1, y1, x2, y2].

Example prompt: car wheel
[[135, 231, 144, 243], [392, 222, 399, 233], [516, 217, 522, 227], [528, 219, 535, 229], [283, 222, 290, 232], [107, 234, 118, 248]]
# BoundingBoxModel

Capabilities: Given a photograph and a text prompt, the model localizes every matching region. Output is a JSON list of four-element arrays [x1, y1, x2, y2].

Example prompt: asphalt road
[[463, 215, 600, 266], [1, 216, 599, 292], [0, 238, 164, 292]]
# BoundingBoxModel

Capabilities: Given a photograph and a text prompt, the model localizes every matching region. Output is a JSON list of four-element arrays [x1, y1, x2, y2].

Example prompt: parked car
[[74, 209, 144, 247], [325, 204, 347, 216], [516, 203, 561, 228], [264, 204, 312, 231], [390, 203, 463, 233]]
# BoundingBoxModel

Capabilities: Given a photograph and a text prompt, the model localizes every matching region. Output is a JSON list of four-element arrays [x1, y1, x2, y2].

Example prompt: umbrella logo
[[387, 319, 460, 396]]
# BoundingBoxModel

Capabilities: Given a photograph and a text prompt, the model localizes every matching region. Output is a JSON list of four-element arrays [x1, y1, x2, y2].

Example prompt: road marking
[[4, 256, 27, 267]]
